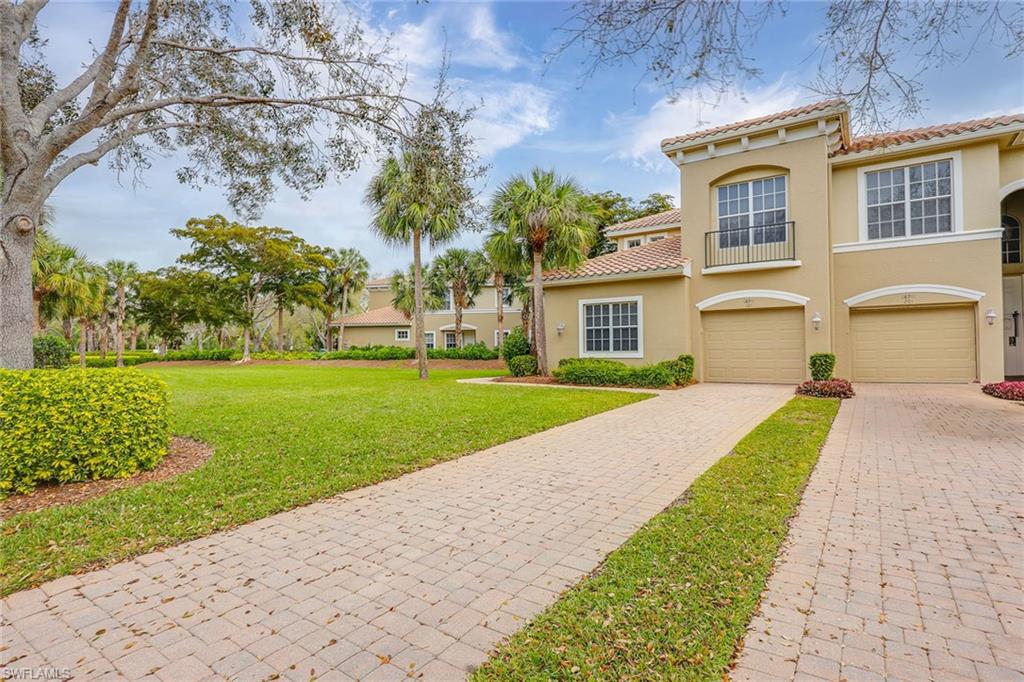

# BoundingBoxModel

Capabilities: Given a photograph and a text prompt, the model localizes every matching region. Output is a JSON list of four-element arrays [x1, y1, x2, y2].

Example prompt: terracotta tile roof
[[605, 209, 682, 234], [543, 235, 688, 283], [839, 113, 1024, 154], [365, 276, 391, 287], [335, 306, 409, 327], [661, 98, 846, 149]]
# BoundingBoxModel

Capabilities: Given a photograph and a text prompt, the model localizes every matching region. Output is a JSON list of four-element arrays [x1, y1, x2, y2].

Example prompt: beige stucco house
[[543, 100, 1024, 384], [336, 277, 520, 350]]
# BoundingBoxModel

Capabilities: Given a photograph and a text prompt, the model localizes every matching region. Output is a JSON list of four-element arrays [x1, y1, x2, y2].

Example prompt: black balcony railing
[[704, 221, 796, 268]]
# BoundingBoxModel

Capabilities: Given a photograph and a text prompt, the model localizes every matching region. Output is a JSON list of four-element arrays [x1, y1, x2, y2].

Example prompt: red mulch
[[149, 359, 507, 370], [495, 376, 685, 390], [1, 437, 213, 519]]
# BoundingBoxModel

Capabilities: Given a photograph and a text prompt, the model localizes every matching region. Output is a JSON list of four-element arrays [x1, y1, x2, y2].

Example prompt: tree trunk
[[63, 316, 72, 341], [412, 227, 428, 380], [532, 248, 548, 375], [241, 327, 251, 362], [32, 293, 42, 336], [130, 325, 139, 351], [339, 286, 350, 350], [115, 284, 126, 367], [99, 310, 109, 359], [325, 316, 334, 353], [454, 290, 463, 348], [521, 296, 531, 340], [78, 318, 87, 367], [495, 272, 504, 350], [276, 305, 284, 352], [0, 208, 38, 369]]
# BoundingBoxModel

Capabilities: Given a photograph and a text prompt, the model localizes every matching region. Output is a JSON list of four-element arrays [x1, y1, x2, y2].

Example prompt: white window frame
[[494, 287, 518, 309], [578, 295, 643, 359], [424, 331, 435, 349], [444, 331, 459, 349], [494, 329, 510, 347], [714, 175, 789, 247], [857, 150, 964, 243], [625, 237, 643, 249], [648, 234, 667, 242], [394, 328, 410, 341]]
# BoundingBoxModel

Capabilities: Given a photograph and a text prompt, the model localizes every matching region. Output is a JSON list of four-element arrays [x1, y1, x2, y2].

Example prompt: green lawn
[[1, 366, 646, 596], [474, 396, 840, 681]]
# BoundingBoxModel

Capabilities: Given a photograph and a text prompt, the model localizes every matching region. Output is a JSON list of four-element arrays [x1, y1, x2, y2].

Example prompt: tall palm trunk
[[78, 318, 87, 367], [115, 284, 126, 367], [99, 310, 109, 359], [412, 226, 428, 380], [521, 297, 530, 339], [62, 316, 72, 342], [531, 248, 548, 375], [130, 325, 139, 350], [338, 285, 350, 351], [494, 272, 504, 350], [32, 293, 43, 336], [453, 284, 464, 348], [276, 305, 285, 352]]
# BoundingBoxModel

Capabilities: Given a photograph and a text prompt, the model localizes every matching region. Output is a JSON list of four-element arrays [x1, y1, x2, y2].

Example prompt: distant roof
[[335, 306, 409, 327], [840, 113, 1024, 155], [661, 99, 846, 149], [543, 235, 688, 283], [365, 277, 391, 288], [605, 209, 682, 234]]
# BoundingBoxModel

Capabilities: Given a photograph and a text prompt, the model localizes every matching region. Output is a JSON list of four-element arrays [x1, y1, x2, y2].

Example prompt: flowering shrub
[[981, 381, 1024, 401], [796, 378, 855, 399]]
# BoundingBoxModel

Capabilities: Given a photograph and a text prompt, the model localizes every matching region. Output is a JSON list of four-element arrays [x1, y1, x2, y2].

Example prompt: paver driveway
[[2, 383, 790, 681], [733, 384, 1024, 682]]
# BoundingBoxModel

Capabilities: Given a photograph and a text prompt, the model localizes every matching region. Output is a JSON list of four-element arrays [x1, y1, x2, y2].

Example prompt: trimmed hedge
[[553, 357, 676, 388], [659, 354, 695, 386], [809, 353, 837, 381], [322, 345, 415, 360], [0, 369, 170, 495], [982, 381, 1024, 401], [33, 336, 71, 368], [796, 378, 855, 399], [508, 355, 538, 377], [427, 342, 500, 360]]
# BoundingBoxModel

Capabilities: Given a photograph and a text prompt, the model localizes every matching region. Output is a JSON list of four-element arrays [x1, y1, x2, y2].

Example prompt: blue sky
[[39, 1, 1023, 276]]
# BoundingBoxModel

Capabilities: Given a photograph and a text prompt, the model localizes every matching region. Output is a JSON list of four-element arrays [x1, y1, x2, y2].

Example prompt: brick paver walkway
[[733, 384, 1024, 682], [2, 383, 790, 681]]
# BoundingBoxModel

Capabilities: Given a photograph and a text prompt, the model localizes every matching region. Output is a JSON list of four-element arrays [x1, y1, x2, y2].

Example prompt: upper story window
[[648, 235, 666, 242], [865, 159, 952, 240], [625, 238, 642, 249], [437, 288, 453, 311], [716, 175, 787, 247], [1003, 215, 1022, 264]]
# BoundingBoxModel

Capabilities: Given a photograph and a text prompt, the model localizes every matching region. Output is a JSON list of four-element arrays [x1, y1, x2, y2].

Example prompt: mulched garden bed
[[495, 376, 686, 390], [0, 437, 213, 519]]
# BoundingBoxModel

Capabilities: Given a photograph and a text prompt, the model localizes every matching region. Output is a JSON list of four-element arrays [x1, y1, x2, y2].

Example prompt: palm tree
[[432, 248, 488, 347], [65, 266, 105, 367], [390, 264, 443, 319], [32, 230, 91, 335], [334, 248, 370, 351], [489, 169, 597, 374], [105, 260, 139, 367], [366, 153, 462, 379], [484, 230, 529, 351]]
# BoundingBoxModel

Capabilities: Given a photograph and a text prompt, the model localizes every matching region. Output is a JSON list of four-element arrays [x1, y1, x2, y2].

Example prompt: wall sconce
[[811, 312, 822, 331], [556, 322, 566, 336], [985, 308, 998, 326]]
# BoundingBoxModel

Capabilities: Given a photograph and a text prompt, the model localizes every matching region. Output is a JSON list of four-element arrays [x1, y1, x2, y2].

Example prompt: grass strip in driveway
[[0, 365, 646, 596], [474, 396, 840, 681]]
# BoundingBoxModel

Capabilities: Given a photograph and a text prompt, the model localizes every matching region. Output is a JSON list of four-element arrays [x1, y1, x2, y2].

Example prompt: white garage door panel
[[703, 308, 805, 383], [851, 306, 976, 382]]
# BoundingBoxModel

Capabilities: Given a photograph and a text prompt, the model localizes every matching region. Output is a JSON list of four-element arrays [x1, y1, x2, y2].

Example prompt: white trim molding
[[394, 328, 410, 341], [832, 227, 1003, 253], [701, 260, 801, 275], [695, 289, 809, 311], [578, 295, 644, 359], [438, 322, 478, 331], [1000, 178, 1024, 200], [843, 284, 985, 307], [855, 150, 964, 243]]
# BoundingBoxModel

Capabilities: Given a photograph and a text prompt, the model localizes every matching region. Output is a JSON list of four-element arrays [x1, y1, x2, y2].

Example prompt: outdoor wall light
[[556, 322, 566, 335], [985, 308, 998, 326], [811, 312, 822, 331]]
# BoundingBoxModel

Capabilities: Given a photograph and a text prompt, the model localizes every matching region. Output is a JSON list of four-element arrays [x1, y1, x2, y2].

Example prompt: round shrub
[[796, 379, 855, 399], [981, 381, 1024, 401], [658, 354, 695, 386], [0, 369, 170, 495], [500, 326, 531, 361], [33, 335, 71, 368], [508, 355, 538, 377], [809, 353, 837, 381]]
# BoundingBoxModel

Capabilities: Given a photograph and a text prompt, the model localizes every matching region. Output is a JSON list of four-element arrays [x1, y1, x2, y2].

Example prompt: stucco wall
[[541, 276, 688, 367], [342, 326, 410, 348], [679, 134, 834, 381], [832, 237, 1004, 383], [613, 228, 680, 251]]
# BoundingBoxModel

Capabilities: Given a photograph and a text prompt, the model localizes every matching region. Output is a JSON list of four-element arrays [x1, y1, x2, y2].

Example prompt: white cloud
[[458, 79, 557, 157], [605, 81, 810, 171]]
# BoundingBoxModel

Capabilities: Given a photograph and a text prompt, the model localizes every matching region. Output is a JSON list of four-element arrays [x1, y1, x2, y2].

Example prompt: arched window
[[1003, 215, 1022, 264]]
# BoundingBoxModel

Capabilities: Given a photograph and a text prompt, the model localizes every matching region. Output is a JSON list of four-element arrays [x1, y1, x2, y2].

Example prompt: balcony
[[703, 221, 798, 272]]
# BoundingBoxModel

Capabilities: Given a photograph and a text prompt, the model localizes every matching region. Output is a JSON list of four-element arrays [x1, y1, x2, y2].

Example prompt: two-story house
[[542, 99, 1023, 384], [335, 276, 520, 350], [605, 209, 682, 251]]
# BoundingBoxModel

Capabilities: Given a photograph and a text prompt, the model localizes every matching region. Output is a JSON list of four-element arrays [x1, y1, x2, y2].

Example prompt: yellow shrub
[[0, 369, 170, 495]]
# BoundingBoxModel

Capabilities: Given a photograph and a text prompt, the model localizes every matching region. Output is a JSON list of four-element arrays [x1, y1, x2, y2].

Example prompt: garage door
[[850, 305, 976, 382], [703, 308, 805, 383]]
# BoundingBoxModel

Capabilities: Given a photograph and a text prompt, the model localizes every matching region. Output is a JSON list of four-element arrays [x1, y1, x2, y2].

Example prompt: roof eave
[[830, 121, 1024, 165], [542, 266, 690, 287], [606, 222, 683, 237]]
